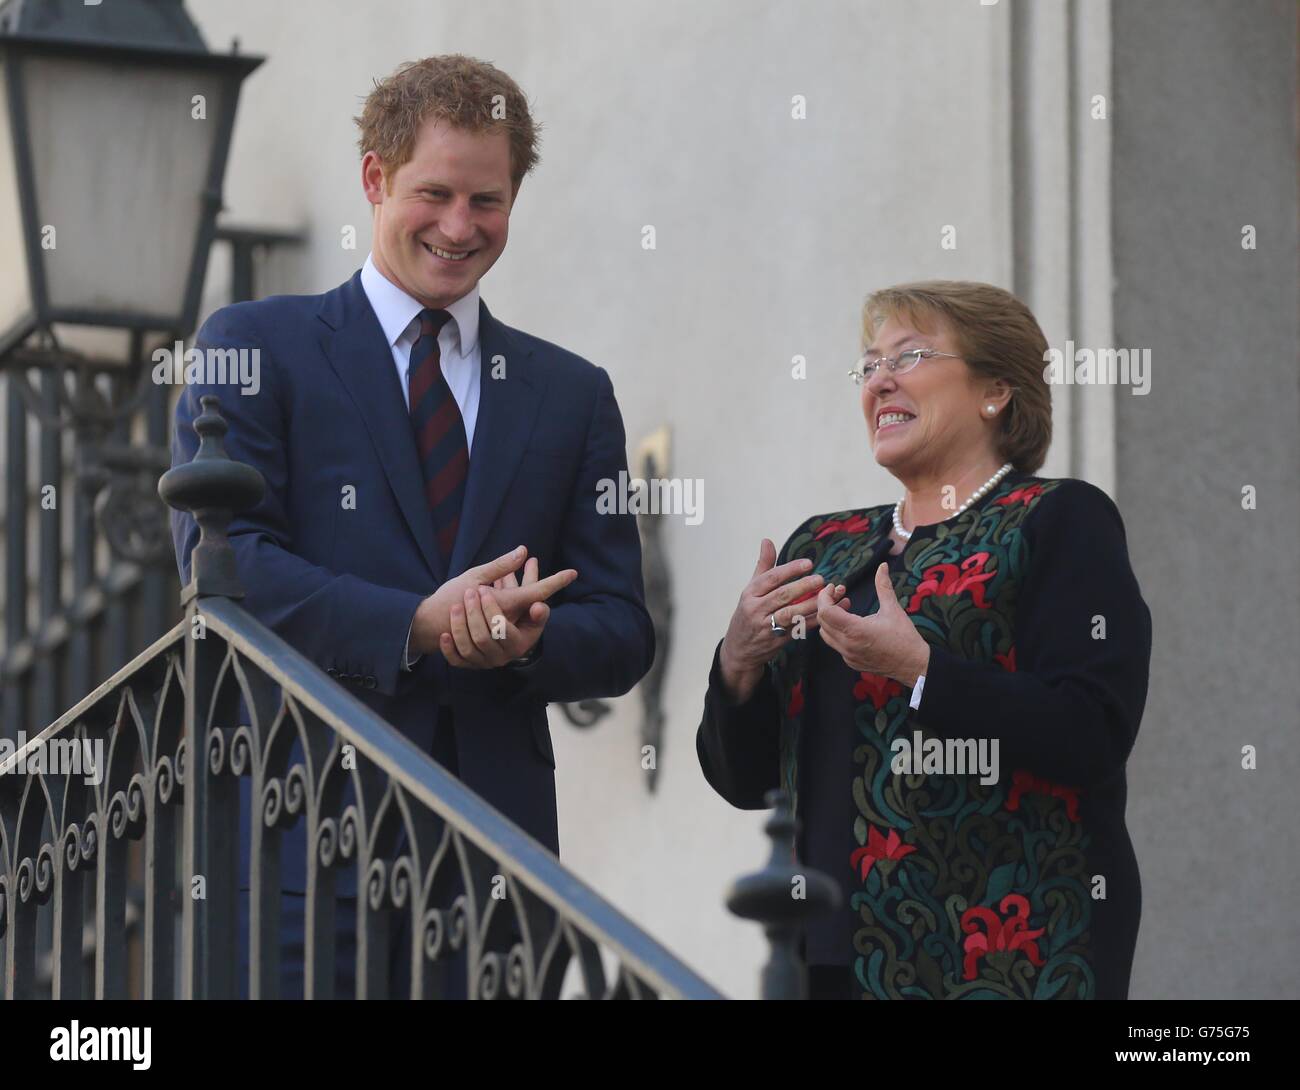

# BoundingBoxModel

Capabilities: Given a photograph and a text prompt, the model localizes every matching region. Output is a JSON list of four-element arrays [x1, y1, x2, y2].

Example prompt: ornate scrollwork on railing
[[1, 394, 830, 1000], [0, 624, 189, 998], [1, 395, 728, 1000], [186, 598, 716, 999]]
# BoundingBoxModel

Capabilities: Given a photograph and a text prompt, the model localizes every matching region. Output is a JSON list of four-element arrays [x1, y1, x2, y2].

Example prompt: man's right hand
[[410, 546, 578, 655]]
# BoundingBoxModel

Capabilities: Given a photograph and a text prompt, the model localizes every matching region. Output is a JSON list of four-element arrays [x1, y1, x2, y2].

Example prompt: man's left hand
[[441, 584, 548, 670]]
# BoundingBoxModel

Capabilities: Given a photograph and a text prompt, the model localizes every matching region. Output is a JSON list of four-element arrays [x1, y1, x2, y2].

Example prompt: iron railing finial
[[725, 788, 840, 1000], [157, 394, 264, 604]]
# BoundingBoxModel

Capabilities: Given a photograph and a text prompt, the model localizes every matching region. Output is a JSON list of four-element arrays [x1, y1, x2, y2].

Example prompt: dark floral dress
[[697, 472, 1152, 999]]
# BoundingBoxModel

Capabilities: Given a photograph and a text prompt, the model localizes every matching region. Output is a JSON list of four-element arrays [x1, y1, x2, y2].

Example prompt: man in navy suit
[[170, 54, 653, 997]]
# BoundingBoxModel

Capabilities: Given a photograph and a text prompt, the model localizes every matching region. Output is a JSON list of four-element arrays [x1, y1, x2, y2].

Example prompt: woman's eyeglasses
[[848, 347, 960, 385]]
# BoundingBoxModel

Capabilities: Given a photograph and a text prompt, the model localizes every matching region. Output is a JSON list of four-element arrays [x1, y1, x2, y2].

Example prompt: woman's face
[[860, 313, 1002, 476]]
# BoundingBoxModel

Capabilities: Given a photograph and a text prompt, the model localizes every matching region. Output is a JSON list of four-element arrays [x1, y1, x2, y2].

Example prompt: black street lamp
[[0, 0, 262, 335], [0, 0, 262, 562]]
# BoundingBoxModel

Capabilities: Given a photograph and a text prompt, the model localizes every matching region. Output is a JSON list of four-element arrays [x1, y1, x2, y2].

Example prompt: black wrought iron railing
[[0, 229, 300, 996], [1, 391, 835, 999], [1, 396, 708, 998]]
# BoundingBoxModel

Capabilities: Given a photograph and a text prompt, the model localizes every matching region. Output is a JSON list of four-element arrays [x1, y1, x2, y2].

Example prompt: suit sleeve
[[504, 367, 654, 702], [695, 638, 782, 809], [914, 480, 1152, 787], [695, 522, 810, 809], [170, 306, 426, 698]]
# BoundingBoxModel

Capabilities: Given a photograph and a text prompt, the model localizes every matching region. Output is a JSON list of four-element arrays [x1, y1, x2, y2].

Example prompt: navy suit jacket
[[170, 269, 653, 894]]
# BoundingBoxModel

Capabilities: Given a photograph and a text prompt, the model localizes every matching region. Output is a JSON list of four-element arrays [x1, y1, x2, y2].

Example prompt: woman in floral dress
[[698, 281, 1152, 1000]]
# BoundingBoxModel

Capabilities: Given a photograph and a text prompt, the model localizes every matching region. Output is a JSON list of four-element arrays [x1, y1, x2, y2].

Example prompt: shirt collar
[[360, 252, 480, 355]]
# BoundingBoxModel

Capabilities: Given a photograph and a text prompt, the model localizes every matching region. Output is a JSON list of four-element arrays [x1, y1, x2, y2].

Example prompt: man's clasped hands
[[409, 546, 576, 669]]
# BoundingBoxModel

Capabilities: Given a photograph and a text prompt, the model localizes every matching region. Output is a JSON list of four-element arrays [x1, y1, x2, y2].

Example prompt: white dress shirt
[[359, 251, 482, 452], [359, 253, 482, 670]]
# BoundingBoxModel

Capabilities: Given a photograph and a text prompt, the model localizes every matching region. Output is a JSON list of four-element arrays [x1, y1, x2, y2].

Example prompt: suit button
[[348, 673, 361, 684], [364, 675, 377, 689], [326, 667, 339, 678]]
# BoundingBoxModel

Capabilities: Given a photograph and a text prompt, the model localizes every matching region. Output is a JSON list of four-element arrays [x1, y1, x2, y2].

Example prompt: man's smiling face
[[363, 118, 514, 308]]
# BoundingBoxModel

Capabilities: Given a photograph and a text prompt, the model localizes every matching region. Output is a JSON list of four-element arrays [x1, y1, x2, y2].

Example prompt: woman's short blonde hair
[[862, 280, 1053, 475]]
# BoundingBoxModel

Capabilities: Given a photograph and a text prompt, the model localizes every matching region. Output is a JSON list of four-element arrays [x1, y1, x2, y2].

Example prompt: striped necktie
[[407, 308, 468, 562]]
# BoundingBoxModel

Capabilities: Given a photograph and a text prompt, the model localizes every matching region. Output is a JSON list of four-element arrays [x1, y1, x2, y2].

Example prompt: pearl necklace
[[893, 462, 1014, 541]]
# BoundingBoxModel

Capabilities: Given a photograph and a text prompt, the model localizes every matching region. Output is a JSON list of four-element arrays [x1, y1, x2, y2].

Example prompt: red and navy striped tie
[[408, 308, 468, 562]]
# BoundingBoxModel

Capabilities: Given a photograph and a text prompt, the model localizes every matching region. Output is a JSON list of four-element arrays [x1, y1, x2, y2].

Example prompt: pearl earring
[[985, 404, 996, 415]]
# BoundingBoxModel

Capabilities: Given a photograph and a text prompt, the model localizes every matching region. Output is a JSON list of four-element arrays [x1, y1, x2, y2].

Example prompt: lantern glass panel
[[0, 71, 30, 334], [23, 54, 228, 324]]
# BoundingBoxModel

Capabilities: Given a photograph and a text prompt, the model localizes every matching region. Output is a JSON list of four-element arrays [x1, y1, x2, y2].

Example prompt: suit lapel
[[448, 300, 544, 577], [317, 271, 445, 582]]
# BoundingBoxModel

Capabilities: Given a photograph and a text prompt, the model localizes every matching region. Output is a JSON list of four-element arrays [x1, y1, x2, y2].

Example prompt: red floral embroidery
[[994, 484, 1044, 508], [1006, 770, 1081, 822], [853, 672, 903, 706], [906, 552, 995, 614], [850, 827, 916, 879], [960, 894, 1046, 980], [786, 679, 804, 718], [993, 646, 1016, 672], [814, 513, 874, 540]]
